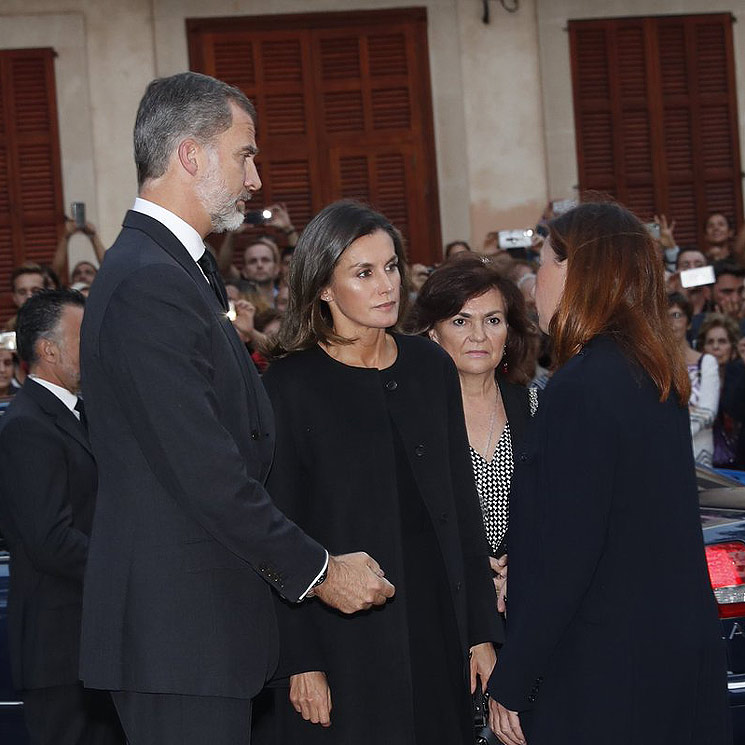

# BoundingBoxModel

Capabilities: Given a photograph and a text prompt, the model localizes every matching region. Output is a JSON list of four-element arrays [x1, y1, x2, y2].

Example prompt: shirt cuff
[[298, 550, 329, 601]]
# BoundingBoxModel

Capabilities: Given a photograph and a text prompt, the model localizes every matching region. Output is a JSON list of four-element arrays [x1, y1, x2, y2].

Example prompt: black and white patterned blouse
[[470, 388, 538, 555], [470, 424, 513, 555]]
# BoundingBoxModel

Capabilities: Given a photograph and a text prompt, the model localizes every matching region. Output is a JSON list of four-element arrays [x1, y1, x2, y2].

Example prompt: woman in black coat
[[253, 201, 500, 745], [487, 202, 730, 745], [405, 256, 536, 605]]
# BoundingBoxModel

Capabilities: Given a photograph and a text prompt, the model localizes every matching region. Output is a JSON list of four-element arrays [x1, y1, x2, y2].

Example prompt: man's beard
[[196, 149, 247, 233]]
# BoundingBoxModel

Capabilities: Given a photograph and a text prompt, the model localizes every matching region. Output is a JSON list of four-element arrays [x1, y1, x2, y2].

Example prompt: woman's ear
[[320, 287, 333, 303], [428, 327, 439, 344]]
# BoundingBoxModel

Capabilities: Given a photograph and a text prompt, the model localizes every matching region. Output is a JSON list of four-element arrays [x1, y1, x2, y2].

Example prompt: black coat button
[[415, 444, 425, 456], [251, 431, 260, 440], [455, 581, 462, 592], [440, 512, 449, 523], [528, 693, 536, 703], [519, 452, 528, 463], [385, 380, 398, 390]]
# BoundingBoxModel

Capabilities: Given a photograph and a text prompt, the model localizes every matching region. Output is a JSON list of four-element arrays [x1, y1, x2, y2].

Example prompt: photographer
[[51, 218, 106, 288]]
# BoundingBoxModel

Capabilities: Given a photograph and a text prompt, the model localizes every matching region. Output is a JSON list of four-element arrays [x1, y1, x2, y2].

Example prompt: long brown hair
[[271, 200, 409, 357], [548, 201, 690, 404]]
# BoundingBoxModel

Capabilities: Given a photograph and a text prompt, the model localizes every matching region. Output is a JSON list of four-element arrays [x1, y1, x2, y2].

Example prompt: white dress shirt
[[132, 197, 209, 282], [29, 375, 80, 420]]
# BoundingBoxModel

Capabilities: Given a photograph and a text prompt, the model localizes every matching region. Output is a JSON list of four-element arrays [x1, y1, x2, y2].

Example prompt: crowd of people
[[0, 70, 734, 745]]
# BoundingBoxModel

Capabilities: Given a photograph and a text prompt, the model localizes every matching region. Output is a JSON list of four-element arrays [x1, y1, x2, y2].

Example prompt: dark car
[[699, 466, 745, 742]]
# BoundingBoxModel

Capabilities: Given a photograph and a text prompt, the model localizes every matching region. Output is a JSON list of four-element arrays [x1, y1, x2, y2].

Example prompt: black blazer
[[260, 335, 501, 743], [488, 336, 730, 744], [0, 379, 96, 690], [78, 210, 326, 699]]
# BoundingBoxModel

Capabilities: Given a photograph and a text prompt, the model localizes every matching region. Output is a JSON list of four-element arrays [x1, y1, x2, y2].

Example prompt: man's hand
[[266, 202, 294, 233], [654, 213, 677, 250], [470, 642, 497, 693], [490, 555, 508, 614], [489, 698, 526, 745], [231, 299, 256, 341], [289, 671, 332, 727], [313, 552, 395, 614]]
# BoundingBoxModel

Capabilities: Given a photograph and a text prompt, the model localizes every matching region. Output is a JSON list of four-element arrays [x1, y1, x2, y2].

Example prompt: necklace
[[483, 403, 497, 460]]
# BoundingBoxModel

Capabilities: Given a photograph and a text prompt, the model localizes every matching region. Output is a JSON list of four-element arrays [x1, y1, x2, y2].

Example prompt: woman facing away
[[667, 292, 719, 465], [487, 201, 730, 745], [252, 200, 500, 745], [405, 256, 535, 605]]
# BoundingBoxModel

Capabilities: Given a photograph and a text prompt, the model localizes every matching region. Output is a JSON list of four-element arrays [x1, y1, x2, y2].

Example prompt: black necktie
[[74, 397, 88, 432], [197, 249, 229, 312]]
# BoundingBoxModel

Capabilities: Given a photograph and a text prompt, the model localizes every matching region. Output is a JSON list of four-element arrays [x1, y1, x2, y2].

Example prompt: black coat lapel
[[121, 210, 261, 410], [23, 379, 93, 457], [498, 377, 531, 448]]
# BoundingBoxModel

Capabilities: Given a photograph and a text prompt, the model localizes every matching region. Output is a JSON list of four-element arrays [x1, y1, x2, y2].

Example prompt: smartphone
[[645, 222, 660, 240], [551, 199, 577, 216], [227, 301, 237, 322], [498, 229, 534, 250], [71, 202, 86, 229], [244, 208, 272, 225], [0, 332, 16, 351], [680, 265, 716, 288]]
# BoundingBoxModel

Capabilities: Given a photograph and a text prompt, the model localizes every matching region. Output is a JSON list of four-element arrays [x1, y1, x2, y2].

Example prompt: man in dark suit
[[0, 289, 124, 745], [79, 72, 394, 745]]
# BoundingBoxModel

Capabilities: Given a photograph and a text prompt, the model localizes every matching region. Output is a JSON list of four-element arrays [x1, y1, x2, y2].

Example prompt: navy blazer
[[0, 379, 96, 690], [488, 336, 729, 744], [79, 210, 325, 699]]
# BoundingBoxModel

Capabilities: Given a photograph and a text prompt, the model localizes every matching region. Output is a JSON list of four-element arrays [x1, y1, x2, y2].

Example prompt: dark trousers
[[23, 683, 125, 745], [111, 690, 253, 745]]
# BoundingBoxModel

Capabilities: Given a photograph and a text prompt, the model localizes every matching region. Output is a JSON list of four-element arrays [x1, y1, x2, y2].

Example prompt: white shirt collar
[[132, 197, 207, 265], [29, 375, 79, 418]]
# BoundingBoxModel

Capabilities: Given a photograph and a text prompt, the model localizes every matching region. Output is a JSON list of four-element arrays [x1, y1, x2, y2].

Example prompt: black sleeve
[[0, 417, 88, 581], [443, 356, 503, 646], [98, 264, 326, 602], [263, 366, 327, 677], [488, 376, 616, 711]]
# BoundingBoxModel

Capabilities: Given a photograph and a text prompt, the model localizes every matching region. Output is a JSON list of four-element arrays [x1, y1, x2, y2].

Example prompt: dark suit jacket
[[259, 335, 501, 744], [79, 210, 325, 699], [488, 336, 730, 745], [0, 379, 96, 690]]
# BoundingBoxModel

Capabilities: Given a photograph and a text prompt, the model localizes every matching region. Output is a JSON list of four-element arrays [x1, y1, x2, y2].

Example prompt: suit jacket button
[[251, 431, 260, 440], [415, 444, 425, 456], [519, 452, 528, 463], [440, 512, 449, 523], [455, 581, 462, 592], [385, 380, 398, 391], [528, 693, 536, 703]]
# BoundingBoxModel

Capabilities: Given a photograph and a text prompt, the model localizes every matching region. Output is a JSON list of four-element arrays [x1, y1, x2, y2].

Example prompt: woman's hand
[[289, 671, 332, 727], [490, 555, 508, 614], [469, 642, 497, 694], [489, 698, 526, 745]]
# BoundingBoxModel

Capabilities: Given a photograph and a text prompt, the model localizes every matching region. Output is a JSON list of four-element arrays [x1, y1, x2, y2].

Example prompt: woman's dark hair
[[547, 201, 690, 404], [404, 255, 533, 384], [272, 200, 408, 356], [667, 292, 693, 323]]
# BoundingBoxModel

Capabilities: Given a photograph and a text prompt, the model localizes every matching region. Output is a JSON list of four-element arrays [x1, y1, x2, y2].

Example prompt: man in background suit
[[79, 72, 395, 745], [0, 289, 124, 745]]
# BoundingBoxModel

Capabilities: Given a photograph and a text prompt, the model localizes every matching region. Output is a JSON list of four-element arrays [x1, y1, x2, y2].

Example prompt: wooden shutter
[[188, 8, 441, 264], [0, 48, 64, 321], [570, 14, 742, 246]]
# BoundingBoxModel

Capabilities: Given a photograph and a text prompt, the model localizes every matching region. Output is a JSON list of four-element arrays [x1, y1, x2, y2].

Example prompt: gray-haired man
[[79, 72, 394, 745]]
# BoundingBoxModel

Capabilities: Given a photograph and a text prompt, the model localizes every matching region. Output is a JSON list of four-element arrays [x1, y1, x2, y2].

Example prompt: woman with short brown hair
[[487, 201, 729, 745]]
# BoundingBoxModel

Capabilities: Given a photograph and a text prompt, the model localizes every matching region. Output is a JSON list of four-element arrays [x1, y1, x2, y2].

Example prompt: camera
[[498, 229, 534, 251], [71, 202, 86, 229], [244, 208, 272, 225], [680, 265, 716, 289]]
